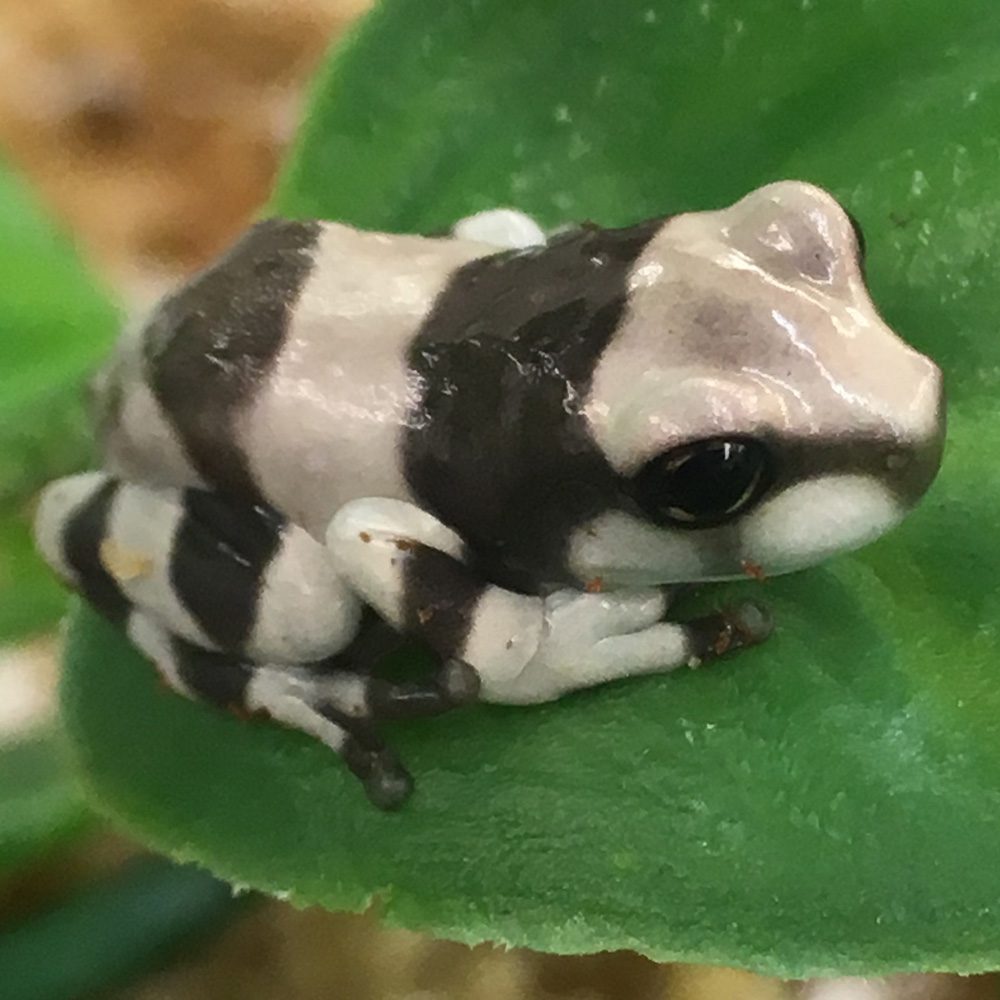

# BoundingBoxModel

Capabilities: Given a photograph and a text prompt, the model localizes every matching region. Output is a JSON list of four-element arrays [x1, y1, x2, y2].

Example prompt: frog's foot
[[684, 601, 774, 667], [479, 592, 773, 705], [365, 658, 481, 719], [451, 208, 547, 249], [327, 498, 774, 707], [128, 613, 478, 810]]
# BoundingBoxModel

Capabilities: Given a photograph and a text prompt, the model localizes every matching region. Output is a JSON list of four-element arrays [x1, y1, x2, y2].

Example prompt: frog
[[34, 181, 945, 809]]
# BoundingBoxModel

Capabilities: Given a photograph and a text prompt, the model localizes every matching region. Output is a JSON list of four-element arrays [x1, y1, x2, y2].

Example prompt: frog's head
[[575, 181, 945, 586]]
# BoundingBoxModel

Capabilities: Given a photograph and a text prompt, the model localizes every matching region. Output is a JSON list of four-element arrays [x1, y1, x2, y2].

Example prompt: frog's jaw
[[566, 472, 909, 588], [735, 474, 904, 577]]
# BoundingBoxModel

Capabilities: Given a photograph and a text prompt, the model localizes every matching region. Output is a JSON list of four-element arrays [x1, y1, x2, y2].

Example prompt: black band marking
[[171, 637, 253, 709], [402, 544, 486, 661], [751, 432, 940, 510], [404, 220, 662, 590], [170, 489, 286, 653], [318, 606, 405, 676], [145, 218, 322, 502], [61, 478, 130, 625]]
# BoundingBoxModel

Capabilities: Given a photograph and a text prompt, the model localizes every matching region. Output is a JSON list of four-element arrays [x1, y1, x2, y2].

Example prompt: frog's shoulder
[[412, 217, 667, 351]]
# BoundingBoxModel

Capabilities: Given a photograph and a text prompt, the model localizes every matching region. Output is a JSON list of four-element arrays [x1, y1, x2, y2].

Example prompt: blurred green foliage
[[0, 855, 244, 1000], [0, 733, 89, 878], [0, 166, 119, 641], [0, 164, 118, 876]]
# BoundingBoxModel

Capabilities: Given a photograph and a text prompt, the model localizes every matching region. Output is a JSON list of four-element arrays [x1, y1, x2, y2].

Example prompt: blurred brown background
[[0, 1, 995, 998], [0, 0, 367, 295]]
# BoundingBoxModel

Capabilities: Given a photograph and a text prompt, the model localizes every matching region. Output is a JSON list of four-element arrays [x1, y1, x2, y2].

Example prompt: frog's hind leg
[[126, 612, 469, 809], [34, 473, 478, 808], [34, 471, 363, 661]]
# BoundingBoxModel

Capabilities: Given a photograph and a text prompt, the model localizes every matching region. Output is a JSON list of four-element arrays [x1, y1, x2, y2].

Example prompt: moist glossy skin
[[575, 183, 944, 585], [34, 182, 946, 809], [99, 182, 943, 588]]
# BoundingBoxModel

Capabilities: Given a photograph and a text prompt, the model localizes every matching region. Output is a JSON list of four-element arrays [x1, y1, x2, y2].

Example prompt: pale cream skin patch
[[580, 181, 943, 584]]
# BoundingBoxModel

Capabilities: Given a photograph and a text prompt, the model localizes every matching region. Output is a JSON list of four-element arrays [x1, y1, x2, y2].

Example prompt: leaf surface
[[61, 0, 1000, 975]]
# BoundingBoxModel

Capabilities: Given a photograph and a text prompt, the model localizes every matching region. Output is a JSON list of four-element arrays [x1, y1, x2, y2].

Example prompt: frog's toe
[[730, 601, 774, 645], [439, 658, 481, 703], [361, 751, 414, 811], [685, 602, 774, 666], [367, 657, 481, 721]]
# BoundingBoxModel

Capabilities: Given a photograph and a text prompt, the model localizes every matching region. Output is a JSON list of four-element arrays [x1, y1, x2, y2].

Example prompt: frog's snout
[[888, 361, 946, 508]]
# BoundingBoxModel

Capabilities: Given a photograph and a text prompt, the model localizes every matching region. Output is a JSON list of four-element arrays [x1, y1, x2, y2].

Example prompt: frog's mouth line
[[734, 473, 905, 578], [567, 473, 906, 588]]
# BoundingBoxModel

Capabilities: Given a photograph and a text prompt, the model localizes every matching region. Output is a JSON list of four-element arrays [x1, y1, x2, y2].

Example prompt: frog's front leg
[[327, 499, 773, 706]]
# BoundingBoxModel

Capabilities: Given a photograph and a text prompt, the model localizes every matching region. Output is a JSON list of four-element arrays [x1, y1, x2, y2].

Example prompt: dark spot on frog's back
[[404, 218, 663, 589], [146, 218, 322, 501]]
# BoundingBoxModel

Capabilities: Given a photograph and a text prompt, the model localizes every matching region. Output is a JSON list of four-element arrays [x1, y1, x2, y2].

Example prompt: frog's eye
[[629, 438, 773, 529]]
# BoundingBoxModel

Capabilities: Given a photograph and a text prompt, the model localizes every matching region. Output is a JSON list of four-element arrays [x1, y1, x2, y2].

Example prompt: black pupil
[[631, 438, 770, 528]]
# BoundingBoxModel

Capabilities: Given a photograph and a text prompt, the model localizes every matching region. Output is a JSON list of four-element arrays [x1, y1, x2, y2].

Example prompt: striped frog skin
[[35, 183, 944, 808]]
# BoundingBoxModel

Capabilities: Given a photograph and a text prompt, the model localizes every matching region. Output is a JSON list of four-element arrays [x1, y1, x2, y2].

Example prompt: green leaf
[[0, 733, 90, 877], [61, 0, 1000, 977], [0, 166, 120, 641], [0, 167, 119, 502]]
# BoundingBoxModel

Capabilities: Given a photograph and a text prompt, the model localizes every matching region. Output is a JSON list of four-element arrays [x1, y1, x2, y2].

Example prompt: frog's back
[[97, 218, 492, 535]]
